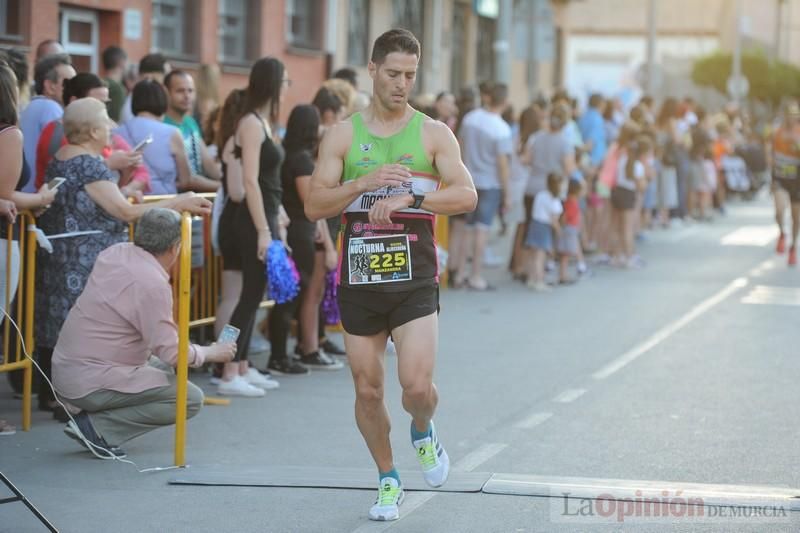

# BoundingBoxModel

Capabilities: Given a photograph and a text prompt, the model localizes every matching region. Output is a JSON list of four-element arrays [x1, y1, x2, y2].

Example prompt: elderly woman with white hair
[[35, 97, 211, 420]]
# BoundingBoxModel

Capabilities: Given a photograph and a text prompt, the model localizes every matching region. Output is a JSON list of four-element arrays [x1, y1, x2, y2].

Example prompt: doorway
[[59, 8, 99, 73]]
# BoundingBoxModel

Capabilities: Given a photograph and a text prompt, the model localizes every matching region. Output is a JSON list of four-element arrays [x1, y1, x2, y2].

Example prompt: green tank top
[[338, 111, 441, 292]]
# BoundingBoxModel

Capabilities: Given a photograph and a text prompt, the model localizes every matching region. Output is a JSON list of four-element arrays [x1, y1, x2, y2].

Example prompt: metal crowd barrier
[[0, 213, 37, 431]]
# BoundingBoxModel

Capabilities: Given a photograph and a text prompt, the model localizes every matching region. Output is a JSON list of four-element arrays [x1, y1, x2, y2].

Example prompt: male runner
[[306, 29, 477, 521], [771, 102, 800, 266]]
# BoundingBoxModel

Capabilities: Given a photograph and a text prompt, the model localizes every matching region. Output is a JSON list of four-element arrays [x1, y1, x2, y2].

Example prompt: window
[[476, 15, 496, 84], [450, 2, 468, 92], [151, 0, 197, 59], [218, 0, 260, 64], [286, 0, 322, 50], [392, 0, 424, 90], [347, 0, 369, 65], [0, 0, 23, 42], [392, 0, 424, 42]]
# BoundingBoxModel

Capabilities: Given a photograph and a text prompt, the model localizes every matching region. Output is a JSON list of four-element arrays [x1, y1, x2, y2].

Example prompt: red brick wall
[[14, 0, 328, 124]]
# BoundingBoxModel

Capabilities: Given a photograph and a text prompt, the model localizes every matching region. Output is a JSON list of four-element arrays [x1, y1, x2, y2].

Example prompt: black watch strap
[[411, 193, 425, 210]]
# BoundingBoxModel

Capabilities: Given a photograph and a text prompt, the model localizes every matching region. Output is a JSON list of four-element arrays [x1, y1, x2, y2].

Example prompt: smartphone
[[217, 324, 240, 344], [132, 134, 153, 152], [47, 177, 66, 190]]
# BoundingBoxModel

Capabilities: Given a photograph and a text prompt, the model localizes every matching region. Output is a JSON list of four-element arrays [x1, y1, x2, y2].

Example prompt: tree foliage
[[691, 51, 800, 104]]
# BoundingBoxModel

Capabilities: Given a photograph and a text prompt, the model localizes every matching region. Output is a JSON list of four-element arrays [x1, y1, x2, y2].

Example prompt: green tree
[[691, 50, 800, 104]]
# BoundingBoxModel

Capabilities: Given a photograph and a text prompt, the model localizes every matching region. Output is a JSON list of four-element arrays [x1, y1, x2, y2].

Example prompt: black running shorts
[[337, 285, 439, 336]]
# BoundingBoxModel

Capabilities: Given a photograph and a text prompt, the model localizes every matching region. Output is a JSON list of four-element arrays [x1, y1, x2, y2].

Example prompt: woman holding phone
[[35, 97, 211, 418], [218, 57, 290, 396]]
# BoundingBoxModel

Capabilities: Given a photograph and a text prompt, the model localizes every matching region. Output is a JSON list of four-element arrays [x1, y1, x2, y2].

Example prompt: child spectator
[[558, 179, 583, 284], [525, 173, 563, 291], [612, 135, 653, 268]]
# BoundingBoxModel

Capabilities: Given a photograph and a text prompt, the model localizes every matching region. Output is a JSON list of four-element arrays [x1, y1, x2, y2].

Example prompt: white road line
[[552, 389, 586, 403], [741, 285, 800, 306], [349, 443, 508, 532], [721, 225, 776, 246], [453, 442, 508, 472], [513, 411, 553, 430], [592, 277, 749, 380]]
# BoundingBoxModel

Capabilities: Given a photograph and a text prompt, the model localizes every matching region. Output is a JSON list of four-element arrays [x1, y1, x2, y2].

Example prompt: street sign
[[727, 75, 750, 99]]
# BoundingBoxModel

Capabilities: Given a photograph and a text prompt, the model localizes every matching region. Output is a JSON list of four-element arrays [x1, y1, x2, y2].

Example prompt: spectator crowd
[[0, 36, 784, 453]]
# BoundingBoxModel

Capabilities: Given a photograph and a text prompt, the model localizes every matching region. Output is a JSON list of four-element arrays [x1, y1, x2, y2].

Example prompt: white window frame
[[60, 8, 99, 73], [151, 0, 188, 58], [286, 0, 322, 50], [218, 0, 248, 64]]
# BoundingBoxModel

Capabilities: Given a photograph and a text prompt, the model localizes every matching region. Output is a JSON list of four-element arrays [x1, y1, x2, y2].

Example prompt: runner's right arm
[[305, 121, 411, 221]]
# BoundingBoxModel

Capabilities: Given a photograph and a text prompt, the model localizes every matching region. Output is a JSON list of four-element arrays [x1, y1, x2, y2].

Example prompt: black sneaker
[[320, 338, 346, 356], [267, 357, 310, 376], [300, 351, 344, 370], [63, 412, 126, 459]]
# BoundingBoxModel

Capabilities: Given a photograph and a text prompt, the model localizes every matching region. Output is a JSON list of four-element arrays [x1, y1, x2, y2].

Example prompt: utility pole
[[732, 0, 743, 105], [528, 0, 539, 101], [494, 0, 513, 85], [646, 0, 657, 96], [775, 0, 783, 61]]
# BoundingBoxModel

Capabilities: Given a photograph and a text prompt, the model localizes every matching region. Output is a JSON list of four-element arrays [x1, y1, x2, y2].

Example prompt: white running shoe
[[412, 421, 450, 488], [368, 477, 404, 521], [217, 375, 265, 397], [244, 368, 280, 390], [209, 376, 221, 386]]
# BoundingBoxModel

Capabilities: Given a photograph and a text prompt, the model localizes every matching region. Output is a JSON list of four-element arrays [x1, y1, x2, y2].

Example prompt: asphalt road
[[1, 196, 798, 533]]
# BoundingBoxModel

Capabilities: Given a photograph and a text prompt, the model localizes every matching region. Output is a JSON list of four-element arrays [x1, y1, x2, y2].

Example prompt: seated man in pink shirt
[[53, 208, 235, 459]]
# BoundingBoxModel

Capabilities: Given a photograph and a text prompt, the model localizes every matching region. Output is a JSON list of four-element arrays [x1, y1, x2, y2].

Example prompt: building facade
[[0, 0, 332, 122]]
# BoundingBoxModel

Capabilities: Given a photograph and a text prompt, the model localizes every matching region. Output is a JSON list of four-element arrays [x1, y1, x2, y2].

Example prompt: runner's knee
[[354, 373, 384, 404]]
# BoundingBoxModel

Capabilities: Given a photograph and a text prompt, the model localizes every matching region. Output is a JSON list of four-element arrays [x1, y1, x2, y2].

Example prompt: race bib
[[347, 234, 412, 285]]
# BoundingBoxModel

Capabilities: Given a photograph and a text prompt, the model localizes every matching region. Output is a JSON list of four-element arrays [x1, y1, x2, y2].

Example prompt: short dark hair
[[63, 73, 105, 103], [489, 83, 508, 107], [139, 53, 168, 75], [546, 173, 563, 197], [131, 79, 168, 116], [478, 81, 493, 97], [243, 56, 284, 123], [164, 69, 191, 90], [370, 29, 420, 64], [0, 63, 18, 125], [332, 67, 357, 88], [588, 93, 604, 108], [312, 86, 342, 116], [102, 46, 127, 71], [0, 48, 28, 92], [282, 104, 320, 155], [33, 53, 71, 95]]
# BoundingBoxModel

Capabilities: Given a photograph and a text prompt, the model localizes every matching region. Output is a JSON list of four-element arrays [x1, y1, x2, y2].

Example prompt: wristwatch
[[410, 192, 425, 210]]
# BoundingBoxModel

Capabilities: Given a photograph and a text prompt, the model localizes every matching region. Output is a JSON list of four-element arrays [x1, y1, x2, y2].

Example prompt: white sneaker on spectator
[[217, 375, 265, 397], [244, 368, 279, 390], [209, 376, 221, 386]]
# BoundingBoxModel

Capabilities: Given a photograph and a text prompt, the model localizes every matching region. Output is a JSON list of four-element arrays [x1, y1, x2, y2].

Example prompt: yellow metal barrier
[[0, 213, 37, 431], [134, 193, 274, 329], [174, 212, 192, 467]]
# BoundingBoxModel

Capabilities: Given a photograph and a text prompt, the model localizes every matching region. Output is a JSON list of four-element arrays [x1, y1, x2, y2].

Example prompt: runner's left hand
[[367, 194, 412, 225]]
